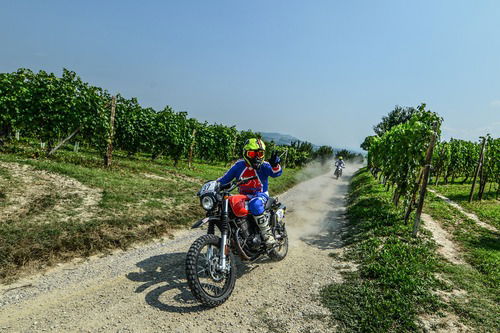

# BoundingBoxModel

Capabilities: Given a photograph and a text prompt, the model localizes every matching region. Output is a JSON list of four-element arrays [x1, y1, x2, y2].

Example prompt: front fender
[[191, 216, 220, 229]]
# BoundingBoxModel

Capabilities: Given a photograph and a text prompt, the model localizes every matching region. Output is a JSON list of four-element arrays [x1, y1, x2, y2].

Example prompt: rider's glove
[[269, 151, 280, 168], [217, 181, 231, 191]]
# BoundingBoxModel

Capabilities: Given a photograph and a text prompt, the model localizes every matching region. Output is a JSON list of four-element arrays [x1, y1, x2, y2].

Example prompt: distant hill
[[259, 131, 362, 154], [260, 131, 328, 150], [259, 132, 303, 146]]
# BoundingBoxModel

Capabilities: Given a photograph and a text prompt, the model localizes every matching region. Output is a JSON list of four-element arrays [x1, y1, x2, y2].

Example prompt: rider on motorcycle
[[217, 138, 282, 247], [335, 156, 345, 169]]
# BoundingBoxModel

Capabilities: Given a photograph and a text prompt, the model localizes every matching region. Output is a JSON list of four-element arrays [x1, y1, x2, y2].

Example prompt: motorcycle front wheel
[[185, 234, 236, 307]]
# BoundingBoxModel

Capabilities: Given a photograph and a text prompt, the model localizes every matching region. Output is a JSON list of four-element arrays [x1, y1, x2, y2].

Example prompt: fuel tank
[[228, 195, 249, 217]]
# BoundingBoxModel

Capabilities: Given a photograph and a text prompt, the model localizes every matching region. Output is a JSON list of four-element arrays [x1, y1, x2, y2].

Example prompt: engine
[[235, 217, 262, 256], [235, 217, 250, 238]]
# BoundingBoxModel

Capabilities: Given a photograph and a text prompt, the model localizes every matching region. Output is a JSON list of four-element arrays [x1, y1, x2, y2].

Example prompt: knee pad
[[248, 196, 266, 215]]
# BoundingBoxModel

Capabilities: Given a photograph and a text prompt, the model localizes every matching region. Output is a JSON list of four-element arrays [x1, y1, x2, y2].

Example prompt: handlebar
[[236, 176, 257, 186], [222, 176, 258, 193]]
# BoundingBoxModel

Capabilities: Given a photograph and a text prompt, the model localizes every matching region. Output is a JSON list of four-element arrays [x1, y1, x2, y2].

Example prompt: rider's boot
[[255, 214, 276, 247]]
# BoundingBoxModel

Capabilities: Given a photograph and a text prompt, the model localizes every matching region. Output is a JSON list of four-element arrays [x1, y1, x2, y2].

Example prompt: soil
[[419, 204, 472, 332], [0, 162, 102, 224], [421, 213, 467, 266]]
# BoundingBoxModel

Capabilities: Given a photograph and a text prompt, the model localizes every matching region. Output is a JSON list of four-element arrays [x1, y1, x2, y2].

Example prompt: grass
[[322, 170, 499, 331], [0, 144, 319, 283], [0, 166, 11, 204], [429, 182, 500, 230], [424, 193, 500, 330], [321, 168, 443, 332]]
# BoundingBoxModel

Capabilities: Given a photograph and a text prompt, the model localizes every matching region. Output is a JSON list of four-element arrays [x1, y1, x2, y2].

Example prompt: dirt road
[[0, 164, 359, 333]]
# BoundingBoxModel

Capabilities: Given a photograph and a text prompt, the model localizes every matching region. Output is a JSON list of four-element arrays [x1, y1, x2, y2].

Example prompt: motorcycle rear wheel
[[185, 234, 236, 307]]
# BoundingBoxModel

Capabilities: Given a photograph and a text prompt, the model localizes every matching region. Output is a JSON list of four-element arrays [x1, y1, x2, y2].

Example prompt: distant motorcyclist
[[217, 138, 282, 247], [334, 156, 345, 178], [335, 156, 345, 169]]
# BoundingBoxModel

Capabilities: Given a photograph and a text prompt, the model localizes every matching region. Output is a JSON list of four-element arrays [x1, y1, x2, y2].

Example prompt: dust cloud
[[279, 161, 362, 246]]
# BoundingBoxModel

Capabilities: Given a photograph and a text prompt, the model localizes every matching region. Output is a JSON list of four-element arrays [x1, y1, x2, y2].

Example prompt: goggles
[[246, 150, 264, 158]]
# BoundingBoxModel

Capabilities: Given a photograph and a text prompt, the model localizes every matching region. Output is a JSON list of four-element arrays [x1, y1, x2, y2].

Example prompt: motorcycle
[[334, 165, 343, 179], [185, 176, 288, 307]]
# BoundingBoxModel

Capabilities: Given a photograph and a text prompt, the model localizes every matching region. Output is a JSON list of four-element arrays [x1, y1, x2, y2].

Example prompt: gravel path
[[0, 164, 360, 333]]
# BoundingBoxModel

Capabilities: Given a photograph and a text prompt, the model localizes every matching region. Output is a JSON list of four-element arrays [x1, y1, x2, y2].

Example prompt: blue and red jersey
[[218, 159, 282, 195]]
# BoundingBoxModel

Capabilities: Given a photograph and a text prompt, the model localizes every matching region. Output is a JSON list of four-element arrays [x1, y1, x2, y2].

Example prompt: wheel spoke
[[198, 268, 206, 275]]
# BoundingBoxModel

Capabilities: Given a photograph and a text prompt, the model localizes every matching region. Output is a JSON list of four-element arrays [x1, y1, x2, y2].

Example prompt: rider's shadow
[[126, 251, 258, 313]]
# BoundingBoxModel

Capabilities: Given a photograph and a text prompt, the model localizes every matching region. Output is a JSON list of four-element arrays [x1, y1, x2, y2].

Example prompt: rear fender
[[272, 203, 286, 212]]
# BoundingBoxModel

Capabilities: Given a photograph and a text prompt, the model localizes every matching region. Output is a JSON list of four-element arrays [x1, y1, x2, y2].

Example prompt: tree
[[314, 145, 334, 165], [360, 135, 377, 151], [373, 105, 420, 136]]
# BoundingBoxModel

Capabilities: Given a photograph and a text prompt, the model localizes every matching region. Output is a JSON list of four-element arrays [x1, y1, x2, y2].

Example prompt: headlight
[[201, 195, 214, 211]]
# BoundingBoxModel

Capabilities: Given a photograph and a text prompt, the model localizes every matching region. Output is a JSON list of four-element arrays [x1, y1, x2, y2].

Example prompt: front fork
[[218, 198, 230, 272]]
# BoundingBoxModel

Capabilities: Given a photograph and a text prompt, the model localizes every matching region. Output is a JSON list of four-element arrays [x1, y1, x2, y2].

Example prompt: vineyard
[[432, 136, 500, 200], [0, 68, 341, 168], [324, 104, 499, 331], [362, 104, 499, 233]]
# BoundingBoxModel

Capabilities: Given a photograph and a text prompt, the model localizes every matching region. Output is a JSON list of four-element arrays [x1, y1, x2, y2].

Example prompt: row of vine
[[0, 68, 337, 167]]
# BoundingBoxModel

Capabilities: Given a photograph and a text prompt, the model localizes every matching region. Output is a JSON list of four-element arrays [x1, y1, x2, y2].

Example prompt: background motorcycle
[[334, 165, 343, 179], [185, 176, 288, 307]]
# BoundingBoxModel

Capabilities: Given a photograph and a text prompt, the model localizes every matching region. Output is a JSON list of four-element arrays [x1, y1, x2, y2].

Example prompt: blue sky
[[1, 0, 499, 150]]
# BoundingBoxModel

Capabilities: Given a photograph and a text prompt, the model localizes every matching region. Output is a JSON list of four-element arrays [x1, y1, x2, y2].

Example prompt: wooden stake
[[104, 96, 116, 167], [48, 127, 81, 155], [434, 143, 446, 185], [478, 168, 487, 200], [282, 148, 288, 169], [468, 137, 486, 203], [188, 128, 197, 168], [405, 167, 424, 224], [412, 122, 438, 237]]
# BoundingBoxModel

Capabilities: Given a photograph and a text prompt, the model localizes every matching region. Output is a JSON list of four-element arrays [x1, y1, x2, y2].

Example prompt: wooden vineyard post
[[281, 148, 288, 169], [435, 143, 446, 186], [478, 162, 487, 200], [104, 96, 117, 167], [468, 137, 487, 203], [232, 133, 238, 159], [412, 122, 438, 237], [48, 127, 81, 156], [225, 133, 238, 167], [188, 128, 197, 168], [404, 167, 424, 224]]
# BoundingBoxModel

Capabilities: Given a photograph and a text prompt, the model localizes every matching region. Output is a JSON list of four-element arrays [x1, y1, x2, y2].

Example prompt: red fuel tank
[[228, 195, 249, 217]]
